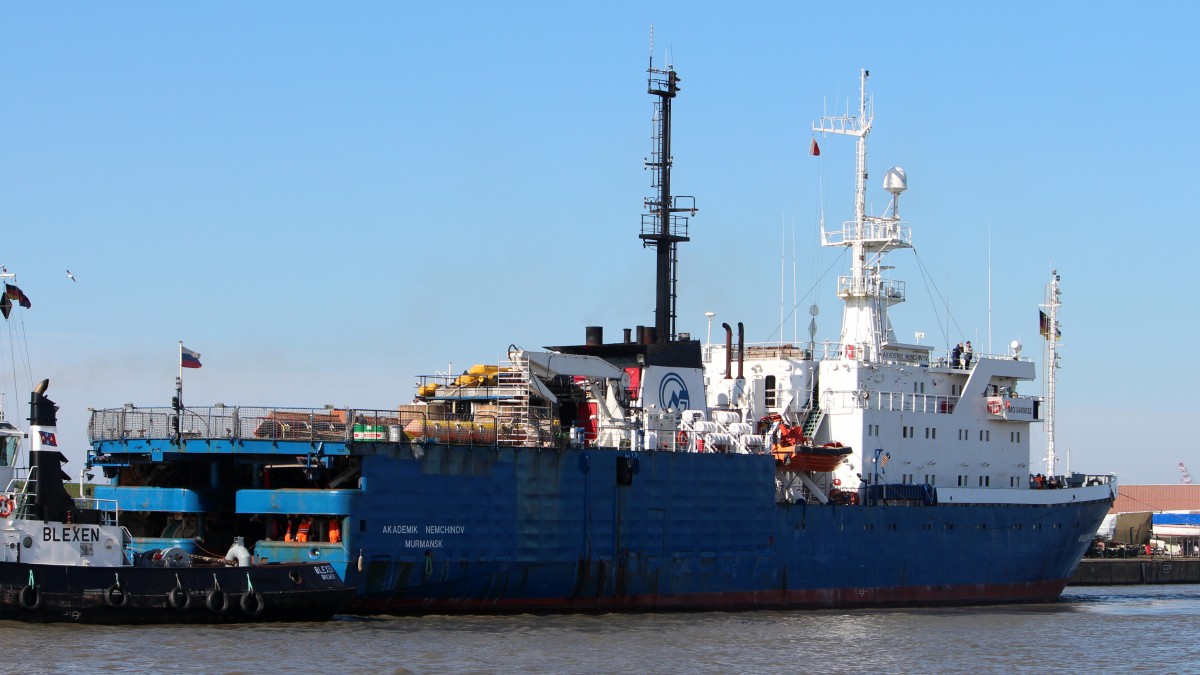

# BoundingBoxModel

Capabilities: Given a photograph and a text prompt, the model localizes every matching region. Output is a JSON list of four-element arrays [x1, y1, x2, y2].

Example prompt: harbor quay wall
[[1069, 557, 1200, 585]]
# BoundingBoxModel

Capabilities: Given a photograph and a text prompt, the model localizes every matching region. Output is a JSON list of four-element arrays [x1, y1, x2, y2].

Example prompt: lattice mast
[[640, 34, 696, 344], [1042, 270, 1062, 476], [812, 69, 912, 359]]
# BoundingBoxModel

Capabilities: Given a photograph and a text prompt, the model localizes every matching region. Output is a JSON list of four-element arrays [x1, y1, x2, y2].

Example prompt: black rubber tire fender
[[18, 584, 40, 611], [239, 590, 265, 617], [205, 587, 228, 615], [167, 585, 189, 611], [104, 583, 130, 608]]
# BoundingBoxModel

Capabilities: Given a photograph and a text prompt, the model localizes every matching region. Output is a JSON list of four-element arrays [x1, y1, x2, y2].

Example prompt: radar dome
[[883, 167, 907, 195]]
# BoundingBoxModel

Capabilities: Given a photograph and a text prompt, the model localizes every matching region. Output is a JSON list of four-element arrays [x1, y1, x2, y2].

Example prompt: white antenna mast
[[987, 224, 992, 355], [812, 69, 911, 360], [780, 215, 786, 345], [792, 216, 798, 346], [1042, 270, 1062, 476]]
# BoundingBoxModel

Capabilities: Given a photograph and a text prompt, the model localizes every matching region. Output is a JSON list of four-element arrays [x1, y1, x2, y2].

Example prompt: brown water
[[8, 585, 1199, 674]]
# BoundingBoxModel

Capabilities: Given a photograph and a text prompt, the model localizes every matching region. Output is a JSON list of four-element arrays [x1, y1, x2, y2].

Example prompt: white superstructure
[[698, 70, 1109, 505]]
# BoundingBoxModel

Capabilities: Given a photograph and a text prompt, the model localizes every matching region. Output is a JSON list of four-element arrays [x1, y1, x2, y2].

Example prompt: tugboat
[[0, 286, 355, 623]]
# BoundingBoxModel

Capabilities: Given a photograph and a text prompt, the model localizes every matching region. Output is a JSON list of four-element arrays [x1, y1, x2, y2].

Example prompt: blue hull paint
[[337, 443, 1108, 612], [86, 435, 1110, 612]]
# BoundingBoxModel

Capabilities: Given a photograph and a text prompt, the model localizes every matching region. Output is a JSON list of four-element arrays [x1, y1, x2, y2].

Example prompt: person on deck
[[951, 343, 963, 369], [296, 516, 312, 543], [963, 341, 974, 369]]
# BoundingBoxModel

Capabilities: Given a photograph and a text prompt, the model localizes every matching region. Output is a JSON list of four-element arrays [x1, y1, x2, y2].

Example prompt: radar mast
[[1041, 270, 1062, 476], [812, 70, 912, 359], [640, 31, 697, 344]]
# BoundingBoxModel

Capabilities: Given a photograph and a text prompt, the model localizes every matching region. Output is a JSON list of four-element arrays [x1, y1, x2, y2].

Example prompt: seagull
[[66, 270, 76, 282]]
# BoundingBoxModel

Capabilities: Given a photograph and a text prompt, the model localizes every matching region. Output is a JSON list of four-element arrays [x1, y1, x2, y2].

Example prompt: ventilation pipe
[[722, 323, 733, 379], [737, 322, 745, 380]]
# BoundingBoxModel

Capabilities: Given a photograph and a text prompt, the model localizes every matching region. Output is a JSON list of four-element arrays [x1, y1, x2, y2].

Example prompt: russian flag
[[181, 346, 203, 369]]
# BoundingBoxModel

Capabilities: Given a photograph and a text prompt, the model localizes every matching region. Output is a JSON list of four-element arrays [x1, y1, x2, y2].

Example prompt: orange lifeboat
[[766, 414, 852, 473]]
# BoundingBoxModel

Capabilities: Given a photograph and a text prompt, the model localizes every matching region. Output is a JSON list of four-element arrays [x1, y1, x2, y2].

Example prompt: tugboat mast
[[640, 39, 696, 344]]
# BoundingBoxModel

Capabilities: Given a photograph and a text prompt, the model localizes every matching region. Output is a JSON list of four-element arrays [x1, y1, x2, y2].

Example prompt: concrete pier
[[1069, 557, 1200, 585]]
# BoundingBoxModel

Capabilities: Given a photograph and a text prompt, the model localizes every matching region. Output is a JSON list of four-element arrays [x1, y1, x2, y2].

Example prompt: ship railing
[[702, 343, 813, 370], [2, 467, 29, 490], [933, 351, 1034, 369], [824, 389, 959, 414], [835, 276, 906, 302], [88, 403, 568, 448], [821, 217, 911, 248], [639, 208, 692, 241], [71, 496, 120, 526], [87, 406, 355, 442]]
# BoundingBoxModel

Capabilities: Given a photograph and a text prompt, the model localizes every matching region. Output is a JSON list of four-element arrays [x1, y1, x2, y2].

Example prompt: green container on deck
[[352, 424, 387, 441]]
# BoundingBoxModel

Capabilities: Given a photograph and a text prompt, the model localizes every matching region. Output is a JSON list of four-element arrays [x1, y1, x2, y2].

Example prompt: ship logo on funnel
[[658, 372, 690, 411]]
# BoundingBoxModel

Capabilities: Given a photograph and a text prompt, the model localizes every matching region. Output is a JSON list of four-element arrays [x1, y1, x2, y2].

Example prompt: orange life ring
[[832, 478, 842, 486], [0, 498, 12, 518], [676, 431, 689, 448], [845, 344, 856, 360]]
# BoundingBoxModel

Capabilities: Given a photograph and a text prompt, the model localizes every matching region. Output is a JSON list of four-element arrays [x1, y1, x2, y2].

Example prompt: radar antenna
[[640, 30, 697, 343]]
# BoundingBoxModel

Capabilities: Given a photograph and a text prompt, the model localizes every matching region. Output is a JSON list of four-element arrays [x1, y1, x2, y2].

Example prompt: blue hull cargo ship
[[85, 66, 1114, 613]]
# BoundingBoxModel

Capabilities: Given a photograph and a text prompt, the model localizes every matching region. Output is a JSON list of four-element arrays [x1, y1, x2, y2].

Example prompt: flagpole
[[176, 340, 184, 417]]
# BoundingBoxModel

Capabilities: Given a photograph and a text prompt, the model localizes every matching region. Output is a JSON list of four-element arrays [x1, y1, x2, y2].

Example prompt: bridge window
[[764, 375, 777, 407]]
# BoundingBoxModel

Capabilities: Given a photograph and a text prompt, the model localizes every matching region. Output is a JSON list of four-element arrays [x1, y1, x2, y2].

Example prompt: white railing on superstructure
[[705, 341, 1033, 368], [821, 217, 911, 249], [823, 389, 959, 414], [836, 276, 905, 302]]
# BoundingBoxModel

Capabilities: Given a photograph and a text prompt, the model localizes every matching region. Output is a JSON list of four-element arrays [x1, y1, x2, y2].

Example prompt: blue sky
[[0, 3, 1194, 485]]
